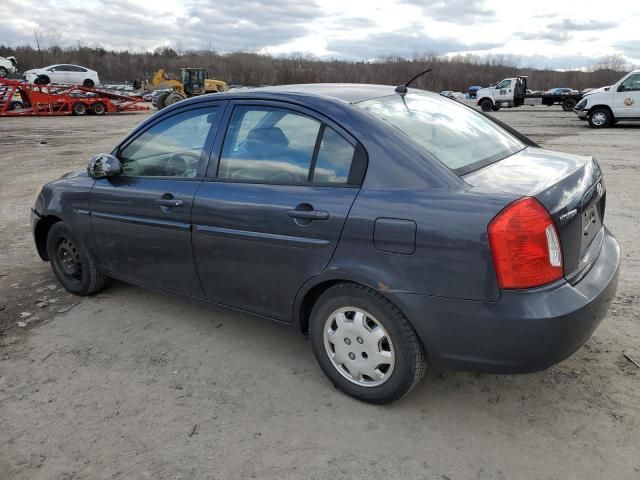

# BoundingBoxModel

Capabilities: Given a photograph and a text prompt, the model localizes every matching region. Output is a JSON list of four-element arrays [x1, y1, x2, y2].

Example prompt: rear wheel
[[83, 79, 95, 88], [0, 67, 7, 78], [480, 99, 493, 112], [91, 101, 106, 115], [309, 283, 427, 404], [9, 101, 24, 111], [71, 102, 87, 116], [562, 98, 577, 112], [588, 108, 612, 128], [155, 91, 170, 110], [46, 222, 109, 296]]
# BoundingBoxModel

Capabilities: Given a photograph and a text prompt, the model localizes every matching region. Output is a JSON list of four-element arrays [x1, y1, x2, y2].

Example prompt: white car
[[574, 70, 640, 128], [24, 64, 100, 87], [0, 56, 18, 78]]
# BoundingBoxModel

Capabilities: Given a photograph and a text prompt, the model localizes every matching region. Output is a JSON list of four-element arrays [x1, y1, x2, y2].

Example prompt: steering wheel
[[166, 151, 200, 177]]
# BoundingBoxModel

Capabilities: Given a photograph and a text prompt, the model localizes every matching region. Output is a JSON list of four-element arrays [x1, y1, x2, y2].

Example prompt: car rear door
[[90, 101, 226, 296], [191, 100, 366, 321]]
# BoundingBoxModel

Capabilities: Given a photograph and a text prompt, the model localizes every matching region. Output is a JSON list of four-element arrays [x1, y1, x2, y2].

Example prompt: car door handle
[[155, 198, 184, 208], [287, 209, 329, 220]]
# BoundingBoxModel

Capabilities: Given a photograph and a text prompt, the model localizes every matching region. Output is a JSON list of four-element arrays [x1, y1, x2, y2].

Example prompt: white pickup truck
[[573, 70, 640, 128], [0, 56, 18, 78]]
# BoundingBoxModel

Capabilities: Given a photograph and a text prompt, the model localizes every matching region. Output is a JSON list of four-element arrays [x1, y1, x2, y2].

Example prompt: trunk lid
[[463, 147, 606, 283]]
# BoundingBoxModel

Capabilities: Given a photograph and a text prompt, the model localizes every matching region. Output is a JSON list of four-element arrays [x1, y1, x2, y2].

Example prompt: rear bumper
[[394, 227, 620, 373]]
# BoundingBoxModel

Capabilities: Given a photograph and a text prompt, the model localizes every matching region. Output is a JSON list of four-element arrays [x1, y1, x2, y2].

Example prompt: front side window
[[496, 79, 511, 89], [218, 106, 320, 183], [358, 92, 525, 175], [620, 74, 640, 92], [118, 108, 218, 177]]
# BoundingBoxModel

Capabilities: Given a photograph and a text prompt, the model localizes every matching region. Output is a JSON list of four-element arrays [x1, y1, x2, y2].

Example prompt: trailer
[[0, 78, 149, 117]]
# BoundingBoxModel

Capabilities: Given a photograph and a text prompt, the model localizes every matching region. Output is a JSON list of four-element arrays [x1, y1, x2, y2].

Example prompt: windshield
[[357, 93, 525, 175]]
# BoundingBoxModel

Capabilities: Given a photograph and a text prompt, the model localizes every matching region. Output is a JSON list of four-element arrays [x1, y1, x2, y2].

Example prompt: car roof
[[238, 83, 400, 104]]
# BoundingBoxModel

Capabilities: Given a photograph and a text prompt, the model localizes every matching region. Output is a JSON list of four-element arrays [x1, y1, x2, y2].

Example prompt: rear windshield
[[357, 93, 525, 175]]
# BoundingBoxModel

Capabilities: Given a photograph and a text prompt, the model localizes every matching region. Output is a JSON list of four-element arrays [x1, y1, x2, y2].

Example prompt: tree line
[[0, 43, 632, 92]]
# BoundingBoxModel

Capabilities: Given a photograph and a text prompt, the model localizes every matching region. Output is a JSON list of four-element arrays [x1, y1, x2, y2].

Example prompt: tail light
[[489, 197, 563, 289]]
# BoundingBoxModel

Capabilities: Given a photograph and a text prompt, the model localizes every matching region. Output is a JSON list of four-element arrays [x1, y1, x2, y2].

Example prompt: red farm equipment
[[0, 78, 149, 117]]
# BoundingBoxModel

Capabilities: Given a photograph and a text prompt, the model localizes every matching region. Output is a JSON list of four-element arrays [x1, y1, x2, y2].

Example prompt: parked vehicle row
[[32, 83, 619, 404]]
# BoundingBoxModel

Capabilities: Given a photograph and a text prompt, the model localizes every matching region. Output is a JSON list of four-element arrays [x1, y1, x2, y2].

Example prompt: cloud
[[399, 0, 495, 24], [548, 19, 618, 31], [0, 0, 323, 51], [614, 40, 640, 61], [517, 31, 570, 44], [326, 27, 500, 60]]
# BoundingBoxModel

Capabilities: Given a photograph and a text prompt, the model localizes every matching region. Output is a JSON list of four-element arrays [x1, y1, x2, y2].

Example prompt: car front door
[[613, 73, 640, 118], [495, 79, 513, 103], [90, 102, 225, 295], [191, 101, 365, 321]]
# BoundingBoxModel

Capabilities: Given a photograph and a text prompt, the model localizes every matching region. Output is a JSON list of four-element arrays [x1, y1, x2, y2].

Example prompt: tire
[[309, 283, 427, 404], [83, 79, 95, 88], [562, 98, 577, 112], [71, 102, 87, 116], [91, 101, 106, 116], [491, 105, 501, 111], [155, 91, 170, 110], [9, 101, 24, 111], [46, 222, 109, 296], [588, 108, 612, 129], [480, 99, 493, 112], [34, 75, 50, 85], [164, 92, 184, 107], [0, 67, 7, 78]]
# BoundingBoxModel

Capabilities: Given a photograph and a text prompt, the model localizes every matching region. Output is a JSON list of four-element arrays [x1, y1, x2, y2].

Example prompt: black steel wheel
[[46, 222, 109, 295], [562, 98, 577, 112]]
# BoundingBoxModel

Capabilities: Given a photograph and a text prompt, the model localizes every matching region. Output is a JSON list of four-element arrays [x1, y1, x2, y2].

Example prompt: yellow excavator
[[148, 68, 228, 109]]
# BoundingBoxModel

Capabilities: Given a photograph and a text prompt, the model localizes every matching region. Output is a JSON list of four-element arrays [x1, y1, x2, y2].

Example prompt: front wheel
[[309, 283, 427, 404], [0, 67, 7, 78], [588, 108, 612, 128], [46, 222, 109, 296], [480, 99, 493, 112]]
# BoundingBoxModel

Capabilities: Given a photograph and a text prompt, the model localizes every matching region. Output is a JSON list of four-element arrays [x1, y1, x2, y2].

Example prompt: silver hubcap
[[323, 307, 395, 387], [592, 112, 606, 126]]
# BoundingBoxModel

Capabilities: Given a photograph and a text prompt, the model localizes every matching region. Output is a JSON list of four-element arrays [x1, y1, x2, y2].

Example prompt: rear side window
[[217, 106, 359, 185], [312, 127, 355, 184]]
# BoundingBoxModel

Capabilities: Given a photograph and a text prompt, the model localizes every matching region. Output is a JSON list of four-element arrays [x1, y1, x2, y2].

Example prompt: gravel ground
[[0, 106, 639, 480]]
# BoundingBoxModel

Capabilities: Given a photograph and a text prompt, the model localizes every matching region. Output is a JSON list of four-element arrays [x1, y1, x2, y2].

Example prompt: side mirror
[[617, 84, 626, 92], [87, 154, 122, 179]]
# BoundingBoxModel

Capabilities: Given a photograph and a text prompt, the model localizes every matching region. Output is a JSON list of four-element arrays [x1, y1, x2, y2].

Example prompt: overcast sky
[[0, 0, 637, 69]]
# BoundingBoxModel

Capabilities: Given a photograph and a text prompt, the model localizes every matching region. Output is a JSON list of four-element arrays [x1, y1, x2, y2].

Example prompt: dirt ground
[[1, 105, 638, 480]]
